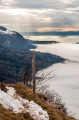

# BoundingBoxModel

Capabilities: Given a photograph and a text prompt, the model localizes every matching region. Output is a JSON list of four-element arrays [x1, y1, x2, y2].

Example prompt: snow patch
[[0, 29, 15, 35], [0, 87, 49, 120]]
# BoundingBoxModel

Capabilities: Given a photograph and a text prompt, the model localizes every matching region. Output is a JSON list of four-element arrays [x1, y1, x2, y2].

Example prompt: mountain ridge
[[0, 26, 65, 84], [22, 30, 79, 37], [0, 26, 35, 50]]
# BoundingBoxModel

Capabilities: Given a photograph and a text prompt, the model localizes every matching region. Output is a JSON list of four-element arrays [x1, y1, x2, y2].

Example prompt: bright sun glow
[[0, 9, 30, 16]]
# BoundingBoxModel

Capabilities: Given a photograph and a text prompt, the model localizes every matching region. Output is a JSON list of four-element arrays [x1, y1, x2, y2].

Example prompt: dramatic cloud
[[0, 0, 79, 33]]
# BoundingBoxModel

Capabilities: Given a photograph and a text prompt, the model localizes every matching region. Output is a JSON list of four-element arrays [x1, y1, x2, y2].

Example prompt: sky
[[0, 0, 79, 33]]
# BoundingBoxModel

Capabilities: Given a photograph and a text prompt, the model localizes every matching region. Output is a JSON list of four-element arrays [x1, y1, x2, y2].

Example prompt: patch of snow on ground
[[0, 87, 49, 120]]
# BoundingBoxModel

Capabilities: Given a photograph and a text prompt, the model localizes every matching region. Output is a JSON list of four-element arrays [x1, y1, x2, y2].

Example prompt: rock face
[[0, 26, 35, 50]]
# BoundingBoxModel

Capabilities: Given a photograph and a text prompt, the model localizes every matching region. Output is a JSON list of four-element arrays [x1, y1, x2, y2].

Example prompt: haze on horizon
[[0, 0, 79, 33]]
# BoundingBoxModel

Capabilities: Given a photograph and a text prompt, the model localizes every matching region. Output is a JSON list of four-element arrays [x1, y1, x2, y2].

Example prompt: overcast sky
[[0, 0, 79, 33]]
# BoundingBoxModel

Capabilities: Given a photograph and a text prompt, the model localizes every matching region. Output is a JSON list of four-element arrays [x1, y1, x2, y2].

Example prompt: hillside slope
[[0, 83, 75, 120], [0, 26, 35, 50], [0, 43, 65, 84], [0, 27, 65, 84]]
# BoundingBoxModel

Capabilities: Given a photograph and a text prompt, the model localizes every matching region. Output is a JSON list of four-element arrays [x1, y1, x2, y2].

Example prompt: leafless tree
[[36, 69, 56, 91], [35, 69, 67, 113]]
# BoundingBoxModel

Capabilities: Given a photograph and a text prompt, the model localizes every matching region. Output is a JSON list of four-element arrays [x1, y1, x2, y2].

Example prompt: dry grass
[[14, 83, 75, 120], [0, 104, 34, 120], [0, 83, 7, 92]]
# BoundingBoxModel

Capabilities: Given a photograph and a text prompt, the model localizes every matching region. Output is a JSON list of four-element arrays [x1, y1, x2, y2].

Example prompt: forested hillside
[[0, 27, 65, 83]]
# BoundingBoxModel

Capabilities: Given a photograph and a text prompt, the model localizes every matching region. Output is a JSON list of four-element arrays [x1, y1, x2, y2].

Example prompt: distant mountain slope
[[0, 27, 65, 84], [76, 42, 79, 44], [31, 40, 59, 44], [0, 26, 35, 50], [0, 44, 65, 83], [22, 31, 79, 37]]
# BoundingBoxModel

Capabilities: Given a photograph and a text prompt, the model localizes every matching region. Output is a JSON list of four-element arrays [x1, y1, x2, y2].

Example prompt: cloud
[[36, 27, 79, 32], [0, 0, 79, 10], [0, 0, 79, 33], [0, 0, 61, 9]]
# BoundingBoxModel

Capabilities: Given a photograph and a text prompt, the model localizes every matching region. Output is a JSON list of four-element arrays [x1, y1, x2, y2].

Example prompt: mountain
[[31, 40, 59, 44], [22, 31, 79, 37], [0, 27, 65, 84], [0, 44, 65, 84], [76, 42, 79, 44], [0, 26, 35, 50]]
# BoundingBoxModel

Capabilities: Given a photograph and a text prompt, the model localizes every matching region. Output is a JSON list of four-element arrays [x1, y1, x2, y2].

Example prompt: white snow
[[0, 29, 15, 35], [0, 87, 49, 120]]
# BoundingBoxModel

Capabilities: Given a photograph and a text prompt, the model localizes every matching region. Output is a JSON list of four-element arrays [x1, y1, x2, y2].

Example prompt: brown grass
[[14, 83, 75, 120], [0, 83, 7, 92], [0, 104, 34, 120]]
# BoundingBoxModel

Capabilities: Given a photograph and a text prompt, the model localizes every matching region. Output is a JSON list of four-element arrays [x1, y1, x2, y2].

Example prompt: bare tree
[[23, 64, 32, 86], [35, 69, 67, 113], [32, 51, 36, 93], [36, 69, 55, 91]]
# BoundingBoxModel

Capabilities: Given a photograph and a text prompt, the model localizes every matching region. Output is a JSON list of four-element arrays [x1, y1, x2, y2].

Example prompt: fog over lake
[[32, 36, 79, 119], [26, 35, 79, 43]]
